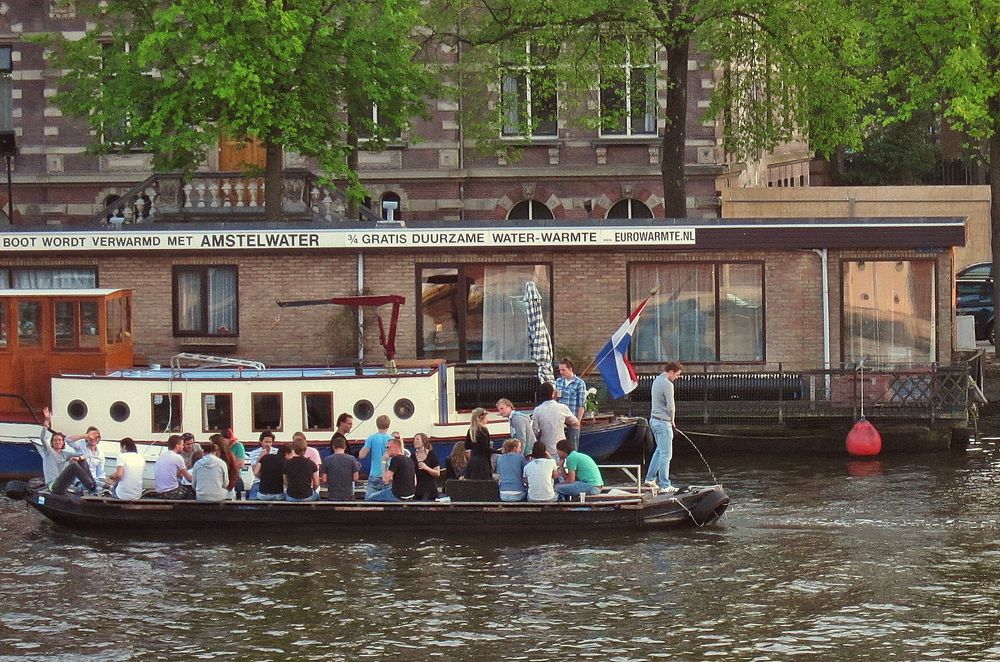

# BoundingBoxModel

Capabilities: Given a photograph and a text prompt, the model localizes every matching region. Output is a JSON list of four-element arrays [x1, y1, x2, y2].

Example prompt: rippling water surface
[[2, 433, 999, 661]]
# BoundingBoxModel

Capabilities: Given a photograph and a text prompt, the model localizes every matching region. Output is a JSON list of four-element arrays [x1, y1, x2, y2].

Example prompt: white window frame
[[599, 43, 657, 137], [501, 42, 558, 139]]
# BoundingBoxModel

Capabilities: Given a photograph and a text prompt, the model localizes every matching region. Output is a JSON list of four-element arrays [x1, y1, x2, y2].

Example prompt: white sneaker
[[643, 480, 658, 489]]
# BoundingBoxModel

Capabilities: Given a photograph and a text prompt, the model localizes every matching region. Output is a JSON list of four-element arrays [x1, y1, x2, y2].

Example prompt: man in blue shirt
[[359, 414, 392, 498], [555, 358, 586, 449]]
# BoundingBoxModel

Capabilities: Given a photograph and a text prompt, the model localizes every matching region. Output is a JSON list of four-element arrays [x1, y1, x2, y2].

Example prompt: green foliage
[[427, 0, 870, 214], [39, 0, 436, 202], [839, 111, 941, 185]]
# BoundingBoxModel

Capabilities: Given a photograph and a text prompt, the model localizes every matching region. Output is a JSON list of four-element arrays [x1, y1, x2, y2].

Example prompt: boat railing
[[170, 353, 266, 371], [454, 362, 971, 425], [597, 464, 643, 493]]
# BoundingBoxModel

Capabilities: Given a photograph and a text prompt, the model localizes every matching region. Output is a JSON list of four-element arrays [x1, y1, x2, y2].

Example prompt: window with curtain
[[6, 267, 97, 288], [629, 262, 764, 363], [173, 265, 238, 336], [842, 260, 935, 364], [418, 264, 551, 362]]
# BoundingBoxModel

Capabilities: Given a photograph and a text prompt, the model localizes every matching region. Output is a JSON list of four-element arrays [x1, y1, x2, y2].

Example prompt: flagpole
[[580, 285, 659, 379]]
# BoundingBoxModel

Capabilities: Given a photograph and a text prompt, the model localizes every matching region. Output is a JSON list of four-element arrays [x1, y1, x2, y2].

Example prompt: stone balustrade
[[91, 170, 358, 225]]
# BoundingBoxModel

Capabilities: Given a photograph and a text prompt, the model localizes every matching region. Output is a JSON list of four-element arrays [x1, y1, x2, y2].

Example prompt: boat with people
[[0, 288, 650, 483], [4, 481, 730, 533]]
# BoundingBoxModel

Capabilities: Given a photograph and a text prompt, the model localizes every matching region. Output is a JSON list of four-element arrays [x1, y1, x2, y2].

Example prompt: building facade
[[0, 1, 816, 226]]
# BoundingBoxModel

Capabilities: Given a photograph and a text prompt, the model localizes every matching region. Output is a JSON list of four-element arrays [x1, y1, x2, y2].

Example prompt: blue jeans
[[564, 426, 580, 450], [365, 477, 385, 499], [645, 419, 674, 489], [500, 491, 526, 502], [555, 481, 602, 500], [285, 490, 319, 502], [366, 487, 411, 502], [253, 491, 285, 501]]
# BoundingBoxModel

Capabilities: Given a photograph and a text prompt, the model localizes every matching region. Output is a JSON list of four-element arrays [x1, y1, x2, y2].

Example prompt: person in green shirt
[[554, 439, 603, 501]]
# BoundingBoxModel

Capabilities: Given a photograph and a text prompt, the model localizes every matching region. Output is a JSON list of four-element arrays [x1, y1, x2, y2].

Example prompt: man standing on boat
[[496, 398, 536, 451], [531, 382, 579, 460], [359, 414, 393, 498], [555, 358, 586, 449], [645, 361, 683, 494]]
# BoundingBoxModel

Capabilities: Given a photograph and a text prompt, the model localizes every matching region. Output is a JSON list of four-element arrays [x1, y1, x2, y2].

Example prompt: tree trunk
[[661, 38, 690, 219], [346, 131, 359, 221], [264, 141, 284, 219], [989, 102, 1000, 357]]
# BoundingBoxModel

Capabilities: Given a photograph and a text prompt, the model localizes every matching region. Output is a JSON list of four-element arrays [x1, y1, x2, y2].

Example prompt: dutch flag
[[595, 296, 653, 399]]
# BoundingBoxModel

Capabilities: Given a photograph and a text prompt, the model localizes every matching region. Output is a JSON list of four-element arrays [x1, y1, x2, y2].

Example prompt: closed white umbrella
[[524, 281, 555, 384]]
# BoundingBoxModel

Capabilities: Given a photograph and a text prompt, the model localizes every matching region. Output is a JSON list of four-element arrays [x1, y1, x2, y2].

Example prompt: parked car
[[957, 278, 994, 344], [956, 261, 993, 280]]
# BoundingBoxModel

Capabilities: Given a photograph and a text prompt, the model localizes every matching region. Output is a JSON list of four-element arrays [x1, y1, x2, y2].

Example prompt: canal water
[[1, 431, 998, 661]]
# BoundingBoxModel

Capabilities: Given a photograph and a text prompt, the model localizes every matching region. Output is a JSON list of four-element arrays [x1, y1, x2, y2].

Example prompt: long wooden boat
[[7, 483, 730, 533]]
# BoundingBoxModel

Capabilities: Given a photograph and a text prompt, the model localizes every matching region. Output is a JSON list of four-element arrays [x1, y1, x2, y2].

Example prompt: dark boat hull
[[20, 486, 729, 533]]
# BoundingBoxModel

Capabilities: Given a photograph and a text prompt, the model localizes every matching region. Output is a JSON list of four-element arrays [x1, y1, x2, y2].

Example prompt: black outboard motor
[[3, 480, 30, 501]]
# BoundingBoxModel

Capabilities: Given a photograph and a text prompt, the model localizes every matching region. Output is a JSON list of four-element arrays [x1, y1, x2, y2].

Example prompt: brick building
[[0, 1, 817, 226]]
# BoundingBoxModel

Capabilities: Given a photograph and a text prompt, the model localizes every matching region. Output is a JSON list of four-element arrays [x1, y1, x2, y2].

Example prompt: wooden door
[[219, 137, 266, 171], [218, 137, 266, 207]]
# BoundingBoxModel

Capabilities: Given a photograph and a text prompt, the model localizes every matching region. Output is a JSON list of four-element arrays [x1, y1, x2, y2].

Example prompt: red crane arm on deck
[[275, 295, 405, 361]]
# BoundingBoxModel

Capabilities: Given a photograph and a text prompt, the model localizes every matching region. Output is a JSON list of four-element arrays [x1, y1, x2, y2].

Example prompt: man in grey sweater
[[645, 361, 683, 493]]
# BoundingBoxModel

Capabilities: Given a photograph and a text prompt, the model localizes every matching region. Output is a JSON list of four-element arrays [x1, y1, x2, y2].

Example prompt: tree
[[861, 0, 998, 350], [428, 0, 868, 217], [838, 110, 941, 185], [42, 0, 434, 217]]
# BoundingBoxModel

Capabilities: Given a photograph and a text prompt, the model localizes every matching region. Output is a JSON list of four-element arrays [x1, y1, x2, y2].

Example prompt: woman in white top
[[108, 437, 146, 500], [522, 441, 559, 502]]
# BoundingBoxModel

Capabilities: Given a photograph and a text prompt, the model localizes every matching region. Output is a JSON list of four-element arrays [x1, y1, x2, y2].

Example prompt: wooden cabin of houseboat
[[0, 288, 134, 416]]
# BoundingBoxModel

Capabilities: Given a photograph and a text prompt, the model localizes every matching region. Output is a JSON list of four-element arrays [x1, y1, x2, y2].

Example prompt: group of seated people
[[38, 406, 603, 504]]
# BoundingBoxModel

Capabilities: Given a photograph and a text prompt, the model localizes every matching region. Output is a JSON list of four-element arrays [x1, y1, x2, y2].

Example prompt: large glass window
[[501, 42, 558, 137], [152, 393, 182, 433], [630, 262, 764, 363], [303, 392, 333, 431], [600, 40, 656, 136], [202, 393, 233, 433], [17, 301, 41, 346], [843, 260, 935, 364], [54, 301, 100, 349], [252, 393, 282, 432], [3, 267, 97, 289], [173, 265, 238, 336], [418, 264, 552, 362]]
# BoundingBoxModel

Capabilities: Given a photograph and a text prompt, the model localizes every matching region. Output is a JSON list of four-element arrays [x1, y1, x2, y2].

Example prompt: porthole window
[[110, 401, 130, 423], [353, 399, 374, 421], [67, 400, 88, 421], [393, 398, 415, 420]]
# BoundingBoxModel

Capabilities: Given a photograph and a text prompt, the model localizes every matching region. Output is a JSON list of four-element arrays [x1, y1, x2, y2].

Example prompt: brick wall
[[2, 246, 954, 370]]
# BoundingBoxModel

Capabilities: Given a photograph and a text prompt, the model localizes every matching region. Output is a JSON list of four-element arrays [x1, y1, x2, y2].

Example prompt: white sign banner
[[0, 226, 696, 252]]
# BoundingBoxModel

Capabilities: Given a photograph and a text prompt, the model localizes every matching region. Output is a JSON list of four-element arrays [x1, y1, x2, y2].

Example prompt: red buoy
[[846, 418, 882, 456]]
